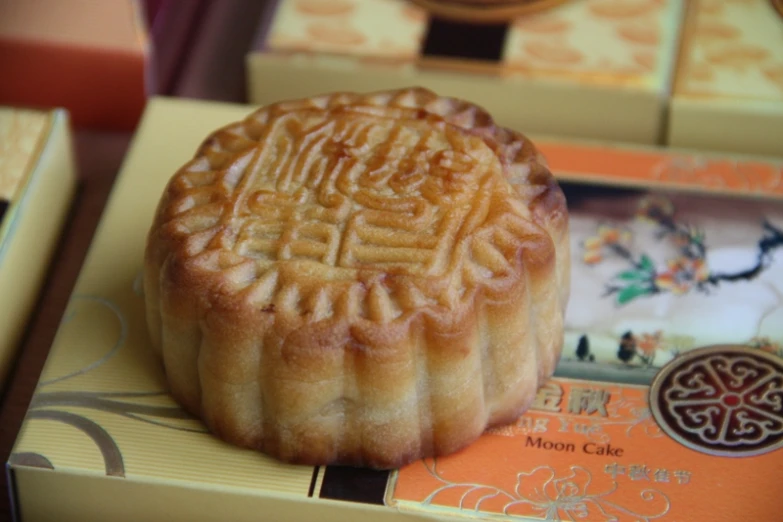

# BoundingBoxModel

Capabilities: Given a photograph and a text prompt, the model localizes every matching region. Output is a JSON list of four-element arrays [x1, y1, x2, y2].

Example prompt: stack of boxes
[[248, 0, 782, 156]]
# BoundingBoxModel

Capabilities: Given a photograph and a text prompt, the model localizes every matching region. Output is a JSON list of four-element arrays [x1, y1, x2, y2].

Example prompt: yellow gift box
[[667, 0, 783, 157], [7, 97, 783, 522], [247, 0, 686, 145], [0, 107, 76, 389]]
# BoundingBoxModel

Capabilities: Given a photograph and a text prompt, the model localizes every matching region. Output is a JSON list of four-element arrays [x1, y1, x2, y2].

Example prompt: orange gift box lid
[[0, 0, 151, 130]]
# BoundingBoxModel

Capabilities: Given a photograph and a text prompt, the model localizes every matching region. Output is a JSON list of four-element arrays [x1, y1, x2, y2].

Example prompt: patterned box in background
[[247, 0, 686, 145], [7, 98, 782, 522], [668, 0, 783, 157], [0, 108, 77, 390]]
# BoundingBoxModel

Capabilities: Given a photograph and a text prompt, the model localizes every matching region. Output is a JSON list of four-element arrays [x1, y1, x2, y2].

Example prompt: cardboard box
[[8, 98, 783, 522], [0, 107, 77, 390], [0, 0, 151, 130], [247, 0, 686, 145], [667, 0, 783, 157], [0, 0, 211, 130]]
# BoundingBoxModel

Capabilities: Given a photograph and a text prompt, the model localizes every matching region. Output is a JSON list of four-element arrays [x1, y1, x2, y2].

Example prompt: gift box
[[0, 0, 151, 130], [667, 0, 783, 157], [246, 0, 687, 145], [0, 0, 205, 131], [7, 97, 783, 522], [0, 107, 77, 390]]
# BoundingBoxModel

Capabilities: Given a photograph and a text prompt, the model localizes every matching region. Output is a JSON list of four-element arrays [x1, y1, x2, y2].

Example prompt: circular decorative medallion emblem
[[650, 345, 783, 457]]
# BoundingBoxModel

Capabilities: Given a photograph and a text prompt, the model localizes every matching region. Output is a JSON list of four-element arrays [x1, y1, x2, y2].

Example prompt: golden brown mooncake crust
[[144, 87, 569, 469]]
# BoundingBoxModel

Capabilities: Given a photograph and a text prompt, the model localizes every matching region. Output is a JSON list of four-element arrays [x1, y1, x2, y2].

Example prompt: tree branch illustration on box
[[582, 195, 783, 305], [415, 461, 670, 521], [8, 292, 207, 477]]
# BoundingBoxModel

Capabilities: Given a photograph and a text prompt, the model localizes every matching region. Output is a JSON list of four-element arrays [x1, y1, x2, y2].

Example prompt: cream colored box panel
[[0, 108, 76, 387], [668, 0, 783, 157], [248, 0, 686, 145]]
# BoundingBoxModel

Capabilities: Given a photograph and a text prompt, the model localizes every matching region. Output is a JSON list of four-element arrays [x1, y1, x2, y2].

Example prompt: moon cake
[[144, 87, 570, 469]]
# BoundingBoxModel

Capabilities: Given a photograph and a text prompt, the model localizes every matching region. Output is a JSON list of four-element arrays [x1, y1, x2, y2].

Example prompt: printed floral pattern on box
[[677, 0, 783, 100], [267, 0, 427, 59], [504, 0, 684, 86], [561, 187, 783, 383]]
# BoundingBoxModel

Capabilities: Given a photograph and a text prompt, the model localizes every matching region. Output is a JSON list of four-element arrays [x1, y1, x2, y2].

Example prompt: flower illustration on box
[[414, 461, 670, 521], [562, 188, 783, 383], [583, 195, 783, 305]]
